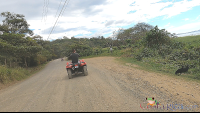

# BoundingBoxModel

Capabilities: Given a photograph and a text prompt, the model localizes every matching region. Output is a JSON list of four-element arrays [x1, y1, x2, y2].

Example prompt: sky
[[0, 0, 200, 40]]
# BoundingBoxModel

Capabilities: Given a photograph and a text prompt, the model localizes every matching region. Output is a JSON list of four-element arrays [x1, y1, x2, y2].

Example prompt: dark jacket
[[69, 53, 80, 63]]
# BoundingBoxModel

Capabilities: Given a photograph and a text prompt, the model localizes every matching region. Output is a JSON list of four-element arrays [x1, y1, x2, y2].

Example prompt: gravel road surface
[[0, 57, 199, 112]]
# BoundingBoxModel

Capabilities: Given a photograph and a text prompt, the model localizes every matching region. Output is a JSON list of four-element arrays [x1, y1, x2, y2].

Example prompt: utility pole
[[112, 30, 116, 47]]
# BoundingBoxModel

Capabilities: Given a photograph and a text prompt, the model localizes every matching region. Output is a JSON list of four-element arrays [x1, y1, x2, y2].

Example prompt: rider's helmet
[[73, 49, 76, 53]]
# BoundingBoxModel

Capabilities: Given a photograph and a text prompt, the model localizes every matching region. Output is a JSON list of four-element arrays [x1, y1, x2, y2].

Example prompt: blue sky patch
[[129, 1, 136, 6], [127, 10, 137, 14], [160, 4, 173, 11]]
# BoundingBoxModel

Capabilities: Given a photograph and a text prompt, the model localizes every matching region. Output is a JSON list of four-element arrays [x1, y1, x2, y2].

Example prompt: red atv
[[66, 59, 88, 79]]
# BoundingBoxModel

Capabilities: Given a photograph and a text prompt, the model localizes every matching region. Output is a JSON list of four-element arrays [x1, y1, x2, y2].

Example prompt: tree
[[63, 36, 69, 39], [0, 32, 43, 67], [130, 22, 154, 42], [32, 35, 43, 46], [143, 25, 171, 49], [71, 36, 75, 39], [116, 23, 154, 45], [0, 38, 15, 66], [0, 12, 33, 36]]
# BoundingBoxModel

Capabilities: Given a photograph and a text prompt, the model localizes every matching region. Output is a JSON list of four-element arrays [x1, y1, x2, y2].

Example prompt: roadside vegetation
[[0, 63, 47, 84], [82, 26, 200, 81], [0, 11, 200, 84]]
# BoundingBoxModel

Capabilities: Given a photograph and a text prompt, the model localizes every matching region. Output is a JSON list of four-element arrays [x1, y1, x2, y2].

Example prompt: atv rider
[[68, 49, 80, 64]]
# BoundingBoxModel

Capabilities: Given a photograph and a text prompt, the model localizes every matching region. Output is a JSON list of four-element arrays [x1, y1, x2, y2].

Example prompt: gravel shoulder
[[0, 57, 199, 112]]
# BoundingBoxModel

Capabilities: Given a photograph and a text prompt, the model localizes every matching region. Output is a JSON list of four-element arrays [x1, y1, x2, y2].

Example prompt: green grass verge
[[116, 57, 200, 83], [70, 38, 200, 84], [174, 35, 200, 43], [0, 62, 48, 84], [80, 45, 200, 83], [174, 35, 200, 48]]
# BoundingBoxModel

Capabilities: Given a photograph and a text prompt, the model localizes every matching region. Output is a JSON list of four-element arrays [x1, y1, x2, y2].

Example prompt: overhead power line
[[44, 0, 49, 22], [48, 0, 63, 35], [61, 0, 70, 17], [47, 0, 69, 40], [51, 0, 70, 36], [41, 0, 46, 22], [41, 0, 49, 23], [176, 29, 200, 35], [55, 0, 63, 18]]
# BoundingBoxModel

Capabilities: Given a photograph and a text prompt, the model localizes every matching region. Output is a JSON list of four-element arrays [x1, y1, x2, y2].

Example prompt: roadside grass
[[0, 62, 48, 84], [116, 57, 200, 83], [81, 45, 200, 83], [174, 35, 200, 43], [72, 35, 200, 83], [173, 35, 200, 48]]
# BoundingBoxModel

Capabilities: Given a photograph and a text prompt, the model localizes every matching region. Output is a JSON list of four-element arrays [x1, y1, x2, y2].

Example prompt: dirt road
[[0, 57, 199, 112]]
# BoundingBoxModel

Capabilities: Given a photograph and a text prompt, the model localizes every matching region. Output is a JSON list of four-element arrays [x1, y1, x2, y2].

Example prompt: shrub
[[135, 47, 156, 61], [143, 25, 171, 49], [158, 45, 173, 58], [170, 40, 185, 49]]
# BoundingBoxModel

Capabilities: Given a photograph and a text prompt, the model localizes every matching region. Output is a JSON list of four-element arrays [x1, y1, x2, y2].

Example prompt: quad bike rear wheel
[[67, 69, 72, 79], [83, 66, 88, 76]]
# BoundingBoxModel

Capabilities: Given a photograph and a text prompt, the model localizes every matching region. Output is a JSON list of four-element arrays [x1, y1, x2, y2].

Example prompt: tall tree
[[0, 12, 33, 36], [116, 22, 154, 45]]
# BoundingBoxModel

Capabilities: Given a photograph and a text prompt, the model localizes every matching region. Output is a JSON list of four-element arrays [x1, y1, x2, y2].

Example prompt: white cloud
[[161, 0, 200, 19], [167, 21, 200, 34], [165, 22, 171, 27], [1, 0, 200, 40], [183, 18, 189, 21], [193, 15, 200, 21]]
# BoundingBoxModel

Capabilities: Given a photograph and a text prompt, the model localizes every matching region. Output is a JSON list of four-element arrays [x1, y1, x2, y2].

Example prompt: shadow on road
[[67, 73, 86, 79]]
